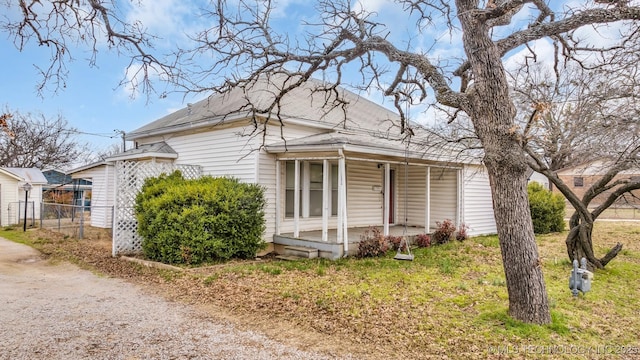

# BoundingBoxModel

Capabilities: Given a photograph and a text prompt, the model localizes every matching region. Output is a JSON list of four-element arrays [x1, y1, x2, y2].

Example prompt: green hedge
[[528, 182, 566, 234], [135, 171, 266, 265]]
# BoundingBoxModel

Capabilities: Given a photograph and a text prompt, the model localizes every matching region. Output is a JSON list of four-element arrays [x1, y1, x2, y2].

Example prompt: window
[[573, 177, 584, 187], [285, 161, 301, 218], [285, 161, 339, 218]]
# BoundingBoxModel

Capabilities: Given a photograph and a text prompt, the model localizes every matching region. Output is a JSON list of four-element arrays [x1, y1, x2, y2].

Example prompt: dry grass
[[2, 222, 639, 359]]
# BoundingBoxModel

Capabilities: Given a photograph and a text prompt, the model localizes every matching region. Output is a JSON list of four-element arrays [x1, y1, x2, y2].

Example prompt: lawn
[[2, 221, 639, 359]]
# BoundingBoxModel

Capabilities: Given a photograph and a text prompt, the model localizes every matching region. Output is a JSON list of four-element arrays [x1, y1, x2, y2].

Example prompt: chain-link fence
[[40, 203, 114, 239], [6, 201, 36, 228]]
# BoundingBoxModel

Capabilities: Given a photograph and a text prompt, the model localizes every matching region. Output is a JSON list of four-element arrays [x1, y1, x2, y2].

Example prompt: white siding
[[0, 173, 18, 226], [258, 149, 277, 242], [0, 174, 43, 226], [462, 165, 497, 236], [73, 165, 115, 228], [346, 161, 383, 227], [166, 128, 258, 182], [430, 167, 458, 228]]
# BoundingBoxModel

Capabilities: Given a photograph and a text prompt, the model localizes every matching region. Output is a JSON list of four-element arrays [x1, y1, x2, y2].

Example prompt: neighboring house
[[42, 169, 92, 205], [555, 159, 640, 207], [73, 74, 498, 258], [67, 161, 115, 228], [0, 167, 47, 227]]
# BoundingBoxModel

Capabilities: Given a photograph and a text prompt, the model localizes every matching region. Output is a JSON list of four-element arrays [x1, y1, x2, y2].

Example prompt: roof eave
[[0, 168, 23, 181], [105, 152, 179, 162], [127, 112, 339, 141], [67, 161, 112, 175]]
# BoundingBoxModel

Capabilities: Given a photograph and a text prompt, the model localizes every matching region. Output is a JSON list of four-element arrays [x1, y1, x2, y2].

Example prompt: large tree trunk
[[458, 0, 550, 324], [486, 158, 551, 324], [566, 215, 623, 269]]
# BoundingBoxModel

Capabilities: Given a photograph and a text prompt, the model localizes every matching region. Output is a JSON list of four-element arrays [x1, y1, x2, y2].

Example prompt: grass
[[3, 222, 640, 359]]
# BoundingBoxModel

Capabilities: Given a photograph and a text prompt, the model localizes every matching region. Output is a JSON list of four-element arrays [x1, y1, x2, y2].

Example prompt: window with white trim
[[285, 161, 338, 218]]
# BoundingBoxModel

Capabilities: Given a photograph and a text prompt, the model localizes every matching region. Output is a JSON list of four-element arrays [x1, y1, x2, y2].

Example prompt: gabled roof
[[0, 167, 48, 184], [105, 141, 178, 162], [126, 74, 401, 140], [42, 169, 73, 185]]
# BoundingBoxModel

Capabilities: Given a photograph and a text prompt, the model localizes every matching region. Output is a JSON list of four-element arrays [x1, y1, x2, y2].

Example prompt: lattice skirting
[[113, 161, 202, 256]]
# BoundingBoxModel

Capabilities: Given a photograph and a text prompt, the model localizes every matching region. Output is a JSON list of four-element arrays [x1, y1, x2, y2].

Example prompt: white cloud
[[353, 0, 392, 13], [124, 0, 198, 39]]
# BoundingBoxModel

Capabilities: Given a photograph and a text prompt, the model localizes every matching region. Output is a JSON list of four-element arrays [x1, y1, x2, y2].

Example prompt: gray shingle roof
[[0, 167, 48, 184], [126, 74, 401, 139], [105, 142, 178, 162], [265, 129, 471, 164]]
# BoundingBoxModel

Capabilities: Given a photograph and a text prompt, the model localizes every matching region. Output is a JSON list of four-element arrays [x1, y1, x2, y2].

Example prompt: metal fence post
[[79, 206, 84, 239]]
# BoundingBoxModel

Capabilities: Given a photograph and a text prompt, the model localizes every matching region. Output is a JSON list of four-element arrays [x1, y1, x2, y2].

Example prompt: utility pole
[[114, 129, 126, 152]]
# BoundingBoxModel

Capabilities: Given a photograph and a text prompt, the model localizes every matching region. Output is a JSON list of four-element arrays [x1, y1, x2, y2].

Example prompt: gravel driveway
[[0, 237, 347, 360]]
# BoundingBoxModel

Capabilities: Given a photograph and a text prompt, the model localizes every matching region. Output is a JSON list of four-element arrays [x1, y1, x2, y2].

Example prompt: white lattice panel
[[113, 161, 202, 256]]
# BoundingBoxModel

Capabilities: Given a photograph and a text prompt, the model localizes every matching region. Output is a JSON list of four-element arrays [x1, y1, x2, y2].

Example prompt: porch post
[[275, 160, 281, 235], [456, 168, 462, 228], [425, 166, 431, 233], [339, 152, 348, 254], [383, 163, 390, 236], [322, 159, 329, 242], [294, 159, 300, 238], [336, 150, 349, 252]]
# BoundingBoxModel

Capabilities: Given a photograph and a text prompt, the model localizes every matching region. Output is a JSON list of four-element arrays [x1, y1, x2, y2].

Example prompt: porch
[[274, 225, 428, 260]]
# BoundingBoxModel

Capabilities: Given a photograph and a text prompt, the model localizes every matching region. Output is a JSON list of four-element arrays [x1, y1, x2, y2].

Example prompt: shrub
[[415, 233, 432, 248], [455, 223, 469, 241], [432, 219, 457, 245], [386, 235, 407, 252], [135, 171, 266, 265], [527, 182, 566, 234], [356, 227, 389, 258]]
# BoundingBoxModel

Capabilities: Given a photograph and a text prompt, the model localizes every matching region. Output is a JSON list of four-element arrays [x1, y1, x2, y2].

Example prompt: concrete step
[[283, 245, 319, 259], [275, 255, 307, 261]]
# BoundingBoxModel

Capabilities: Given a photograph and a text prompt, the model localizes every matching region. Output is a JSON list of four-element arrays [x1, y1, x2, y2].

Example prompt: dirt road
[[0, 237, 346, 359]]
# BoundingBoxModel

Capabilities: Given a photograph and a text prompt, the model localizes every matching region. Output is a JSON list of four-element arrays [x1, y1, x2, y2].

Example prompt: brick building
[[554, 160, 640, 207]]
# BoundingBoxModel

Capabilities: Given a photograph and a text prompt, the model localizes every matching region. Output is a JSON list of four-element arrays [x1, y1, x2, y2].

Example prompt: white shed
[[67, 161, 115, 228], [0, 167, 47, 227]]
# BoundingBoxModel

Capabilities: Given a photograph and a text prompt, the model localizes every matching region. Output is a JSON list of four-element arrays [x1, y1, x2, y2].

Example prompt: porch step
[[283, 245, 319, 259], [275, 255, 308, 261]]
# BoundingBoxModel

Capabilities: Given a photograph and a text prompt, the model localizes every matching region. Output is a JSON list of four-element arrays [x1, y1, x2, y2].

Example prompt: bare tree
[[1, 0, 171, 96], [514, 62, 640, 269], [166, 0, 640, 325], [0, 109, 87, 169]]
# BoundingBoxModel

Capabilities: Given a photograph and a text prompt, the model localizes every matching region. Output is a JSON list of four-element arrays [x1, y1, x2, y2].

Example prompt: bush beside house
[[528, 182, 565, 234], [135, 171, 266, 265]]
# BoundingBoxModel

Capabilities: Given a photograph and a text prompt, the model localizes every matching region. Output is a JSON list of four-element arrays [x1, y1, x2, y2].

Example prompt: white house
[[75, 74, 498, 258], [0, 167, 47, 227]]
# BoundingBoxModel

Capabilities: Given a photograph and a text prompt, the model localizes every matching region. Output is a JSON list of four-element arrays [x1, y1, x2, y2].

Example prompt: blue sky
[[0, 0, 628, 160]]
